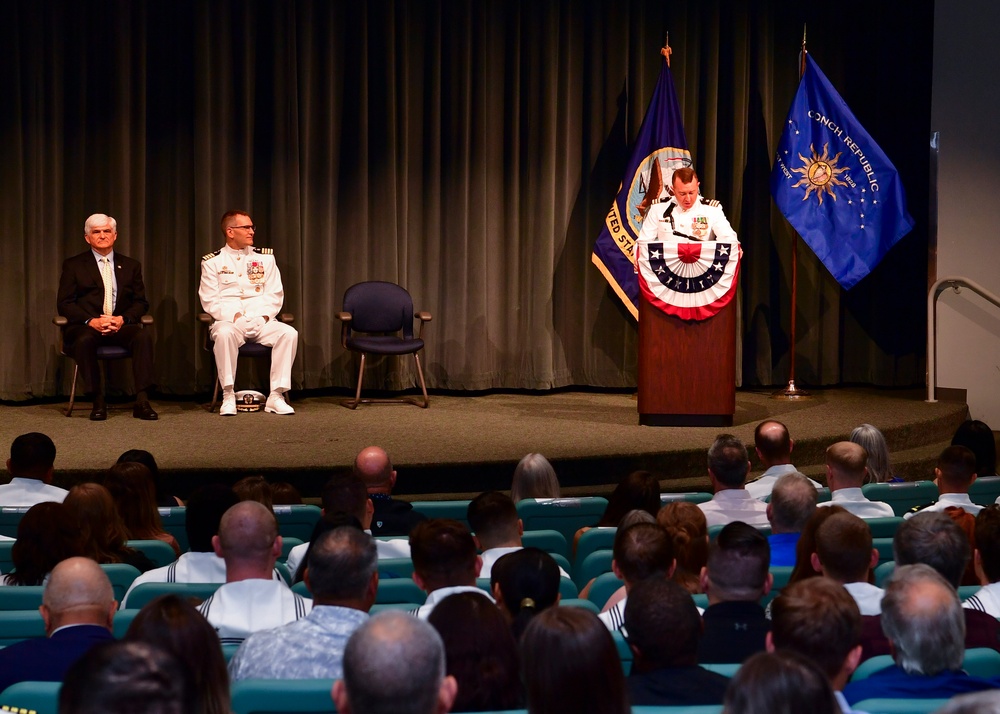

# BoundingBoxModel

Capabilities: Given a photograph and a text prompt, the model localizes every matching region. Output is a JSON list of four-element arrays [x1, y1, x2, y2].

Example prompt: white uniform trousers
[[211, 319, 297, 392]]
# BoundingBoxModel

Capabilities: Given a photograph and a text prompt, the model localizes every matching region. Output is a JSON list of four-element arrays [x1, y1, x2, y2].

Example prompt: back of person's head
[[708, 434, 750, 488], [893, 511, 970, 588], [337, 609, 455, 714], [788, 505, 847, 585], [826, 441, 869, 487], [510, 453, 560, 502], [849, 424, 892, 483], [321, 472, 370, 524], [293, 512, 365, 584], [428, 592, 521, 712], [657, 501, 709, 593], [60, 641, 195, 714], [619, 508, 656, 529], [232, 475, 274, 510], [952, 419, 997, 477], [705, 522, 770, 601], [976, 505, 1000, 584], [815, 512, 874, 584], [491, 547, 561, 640], [305, 526, 378, 605], [598, 470, 662, 526], [125, 595, 229, 714], [103, 461, 163, 540], [937, 445, 978, 490], [723, 650, 839, 714], [42, 556, 115, 627], [216, 500, 279, 563], [353, 446, 394, 491], [624, 577, 703, 668], [116, 449, 171, 504], [64, 482, 132, 564], [467, 491, 521, 548], [881, 563, 965, 675], [520, 607, 629, 714], [410, 519, 479, 591], [769, 577, 862, 681], [768, 472, 818, 533], [754, 421, 793, 465], [8, 431, 56, 479], [270, 481, 303, 505], [185, 484, 239, 553], [8, 501, 84, 585], [613, 522, 674, 585]]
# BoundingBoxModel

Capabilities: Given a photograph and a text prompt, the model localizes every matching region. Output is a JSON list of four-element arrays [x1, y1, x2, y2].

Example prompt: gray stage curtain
[[0, 0, 932, 400]]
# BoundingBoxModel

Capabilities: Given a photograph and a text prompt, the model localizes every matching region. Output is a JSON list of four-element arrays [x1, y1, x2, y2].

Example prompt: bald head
[[214, 501, 280, 576], [826, 442, 868, 488], [354, 446, 395, 493], [42, 557, 115, 633], [755, 421, 793, 467]]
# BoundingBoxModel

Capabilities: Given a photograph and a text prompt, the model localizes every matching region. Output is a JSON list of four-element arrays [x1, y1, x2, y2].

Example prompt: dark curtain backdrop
[[0, 0, 933, 400]]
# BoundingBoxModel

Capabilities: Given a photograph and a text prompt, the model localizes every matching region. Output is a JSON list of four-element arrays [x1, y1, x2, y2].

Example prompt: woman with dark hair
[[520, 606, 630, 714], [952, 419, 998, 477], [63, 483, 156, 572], [490, 547, 561, 641], [104, 462, 180, 556], [116, 449, 183, 507], [124, 594, 230, 714], [510, 454, 561, 503], [657, 501, 709, 594], [2, 502, 85, 585], [574, 470, 662, 552], [270, 481, 303, 505], [722, 650, 839, 714], [427, 592, 522, 712], [233, 475, 274, 511]]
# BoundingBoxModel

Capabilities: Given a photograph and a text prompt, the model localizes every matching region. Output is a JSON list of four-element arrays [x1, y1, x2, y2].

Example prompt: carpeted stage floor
[[0, 388, 968, 501]]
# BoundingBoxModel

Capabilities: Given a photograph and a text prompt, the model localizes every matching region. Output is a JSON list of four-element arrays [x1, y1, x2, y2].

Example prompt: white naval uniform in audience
[[121, 552, 285, 608], [698, 490, 770, 528], [844, 582, 885, 616], [0, 478, 68, 507], [197, 579, 311, 644], [412, 586, 493, 620], [818, 488, 895, 519], [904, 492, 983, 520], [478, 546, 570, 579], [284, 532, 410, 577], [964, 582, 1000, 619], [745, 465, 822, 501]]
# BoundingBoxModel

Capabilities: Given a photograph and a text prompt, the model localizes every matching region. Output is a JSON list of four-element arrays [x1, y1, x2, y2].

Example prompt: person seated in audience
[[589, 509, 656, 607], [510, 452, 561, 503], [907, 444, 982, 519], [333, 610, 457, 714], [0, 432, 67, 507], [491, 547, 562, 640], [428, 592, 522, 712], [657, 501, 709, 594], [232, 475, 274, 511], [768, 577, 865, 712], [468, 490, 568, 579], [597, 521, 675, 631], [0, 557, 116, 693], [819, 441, 894, 518], [964, 504, 1000, 618], [787, 505, 848, 586], [64, 482, 156, 572], [573, 469, 661, 551], [124, 594, 230, 714], [230, 526, 376, 681], [952, 419, 998, 478], [520, 607, 630, 714], [60, 641, 195, 714], [353, 445, 427, 537], [197, 500, 311, 644], [104, 461, 180, 556], [698, 434, 769, 528], [936, 691, 1000, 714], [766, 472, 818, 566], [270, 480, 303, 505], [116, 448, 183, 507], [850, 424, 896, 483], [698, 521, 772, 664], [2, 501, 85, 585], [843, 564, 999, 704], [746, 420, 822, 501], [624, 577, 730, 707], [723, 650, 839, 714], [410, 518, 491, 619], [812, 511, 882, 615]]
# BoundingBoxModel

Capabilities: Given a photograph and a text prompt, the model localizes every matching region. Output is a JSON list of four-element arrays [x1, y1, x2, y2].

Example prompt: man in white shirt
[[466, 491, 568, 579], [812, 511, 883, 615], [0, 433, 67, 507], [410, 519, 491, 619], [819, 442, 894, 519], [906, 445, 982, 520], [698, 434, 769, 528], [746, 421, 822, 501], [964, 505, 1000, 618]]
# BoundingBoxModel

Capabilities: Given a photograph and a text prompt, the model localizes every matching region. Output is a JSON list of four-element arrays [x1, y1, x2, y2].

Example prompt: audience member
[[333, 610, 457, 714], [64, 483, 156, 572], [490, 547, 562, 641], [623, 577, 729, 706], [766, 472, 818, 566], [819, 441, 894, 518], [0, 432, 66, 506], [745, 420, 821, 500], [843, 564, 998, 704], [232, 475, 274, 511], [520, 607, 630, 714], [3, 501, 84, 585], [574, 470, 661, 549], [937, 691, 1000, 714], [355, 446, 427, 537], [428, 592, 522, 712], [787, 505, 847, 585], [597, 522, 674, 631], [698, 522, 771, 663], [468, 490, 567, 579], [271, 481, 303, 504], [907, 445, 982, 519], [850, 424, 896, 483], [104, 461, 180, 556], [0, 557, 116, 692], [410, 518, 490, 619], [116, 449, 182, 507], [656, 501, 708, 593], [291, 512, 365, 584], [124, 594, 230, 714], [698, 434, 769, 527], [964, 505, 1000, 618], [197, 500, 311, 644], [952, 419, 998, 478], [510, 453, 561, 502], [723, 650, 839, 714], [813, 511, 882, 615], [230, 526, 376, 681]]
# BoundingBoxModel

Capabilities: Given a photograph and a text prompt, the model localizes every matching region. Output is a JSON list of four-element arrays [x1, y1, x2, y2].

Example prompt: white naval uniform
[[638, 196, 738, 244], [284, 532, 411, 577], [0, 478, 68, 508], [197, 578, 312, 645], [199, 245, 297, 392]]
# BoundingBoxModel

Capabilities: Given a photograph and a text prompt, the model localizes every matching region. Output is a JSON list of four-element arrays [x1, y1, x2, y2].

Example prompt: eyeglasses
[[229, 224, 255, 231]]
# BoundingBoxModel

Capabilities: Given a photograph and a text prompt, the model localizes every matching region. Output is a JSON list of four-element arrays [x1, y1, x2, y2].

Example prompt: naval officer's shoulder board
[[202, 248, 222, 262]]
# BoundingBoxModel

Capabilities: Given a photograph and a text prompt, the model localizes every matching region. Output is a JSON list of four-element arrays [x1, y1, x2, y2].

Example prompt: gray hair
[[769, 472, 818, 533], [511, 453, 560, 502], [84, 214, 117, 234], [893, 511, 970, 588], [707, 434, 750, 488], [881, 564, 965, 675], [850, 424, 892, 483], [306, 527, 378, 601]]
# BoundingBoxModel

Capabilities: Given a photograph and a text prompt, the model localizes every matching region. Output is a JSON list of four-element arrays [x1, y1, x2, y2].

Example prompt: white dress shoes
[[220, 392, 237, 416], [265, 392, 295, 415]]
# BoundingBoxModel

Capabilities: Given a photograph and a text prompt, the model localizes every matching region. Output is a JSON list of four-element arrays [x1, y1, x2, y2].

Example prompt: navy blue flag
[[592, 58, 691, 318], [771, 54, 914, 290]]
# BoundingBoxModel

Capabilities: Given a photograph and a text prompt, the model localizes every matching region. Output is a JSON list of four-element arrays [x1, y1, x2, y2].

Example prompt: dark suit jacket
[[57, 250, 149, 330], [0, 624, 114, 693], [370, 494, 427, 537]]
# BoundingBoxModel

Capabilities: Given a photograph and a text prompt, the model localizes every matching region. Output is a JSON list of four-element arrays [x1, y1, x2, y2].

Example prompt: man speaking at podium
[[639, 167, 737, 243]]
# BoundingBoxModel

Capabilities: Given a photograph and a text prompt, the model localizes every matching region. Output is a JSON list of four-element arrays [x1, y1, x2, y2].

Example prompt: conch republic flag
[[770, 54, 914, 290], [592, 57, 691, 319]]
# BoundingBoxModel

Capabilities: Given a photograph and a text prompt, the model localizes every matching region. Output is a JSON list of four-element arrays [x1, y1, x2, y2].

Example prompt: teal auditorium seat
[[378, 557, 416, 579], [865, 516, 905, 539], [230, 679, 337, 714], [660, 492, 712, 505], [852, 699, 950, 714], [874, 561, 895, 587], [516, 497, 609, 545], [861, 481, 938, 517], [970, 475, 1000, 506], [0, 585, 45, 610], [873, 538, 895, 566], [0, 540, 13, 572], [612, 629, 633, 674], [273, 505, 322, 541], [520, 529, 571, 561], [411, 499, 472, 526], [573, 527, 616, 575], [0, 507, 30, 539], [559, 598, 600, 613], [126, 539, 178, 568], [700, 662, 740, 677], [575, 549, 613, 589], [112, 608, 139, 638], [0, 681, 61, 714], [99, 563, 141, 601], [123, 582, 223, 610], [586, 571, 623, 610], [280, 537, 304, 563], [373, 578, 426, 605], [157, 506, 188, 553], [0, 610, 46, 645]]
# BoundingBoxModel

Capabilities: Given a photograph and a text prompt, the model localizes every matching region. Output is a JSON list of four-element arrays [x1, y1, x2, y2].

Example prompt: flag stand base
[[771, 379, 811, 400]]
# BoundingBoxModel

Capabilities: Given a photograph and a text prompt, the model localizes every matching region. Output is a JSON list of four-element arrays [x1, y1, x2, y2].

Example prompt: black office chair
[[199, 312, 295, 411], [336, 281, 431, 409], [53, 315, 154, 417]]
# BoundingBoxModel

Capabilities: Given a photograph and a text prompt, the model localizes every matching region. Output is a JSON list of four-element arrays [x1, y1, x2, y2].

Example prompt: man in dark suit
[[56, 213, 157, 420], [355, 445, 427, 537], [0, 557, 117, 693]]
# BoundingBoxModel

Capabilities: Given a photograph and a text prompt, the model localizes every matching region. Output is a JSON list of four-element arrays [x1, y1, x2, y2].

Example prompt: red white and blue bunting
[[637, 240, 742, 321]]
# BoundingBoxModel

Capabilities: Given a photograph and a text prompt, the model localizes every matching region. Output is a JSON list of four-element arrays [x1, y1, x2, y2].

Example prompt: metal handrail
[[927, 276, 1000, 402]]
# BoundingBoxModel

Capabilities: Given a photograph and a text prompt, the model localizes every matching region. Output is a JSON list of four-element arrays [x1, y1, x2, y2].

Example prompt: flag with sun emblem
[[771, 54, 914, 290]]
